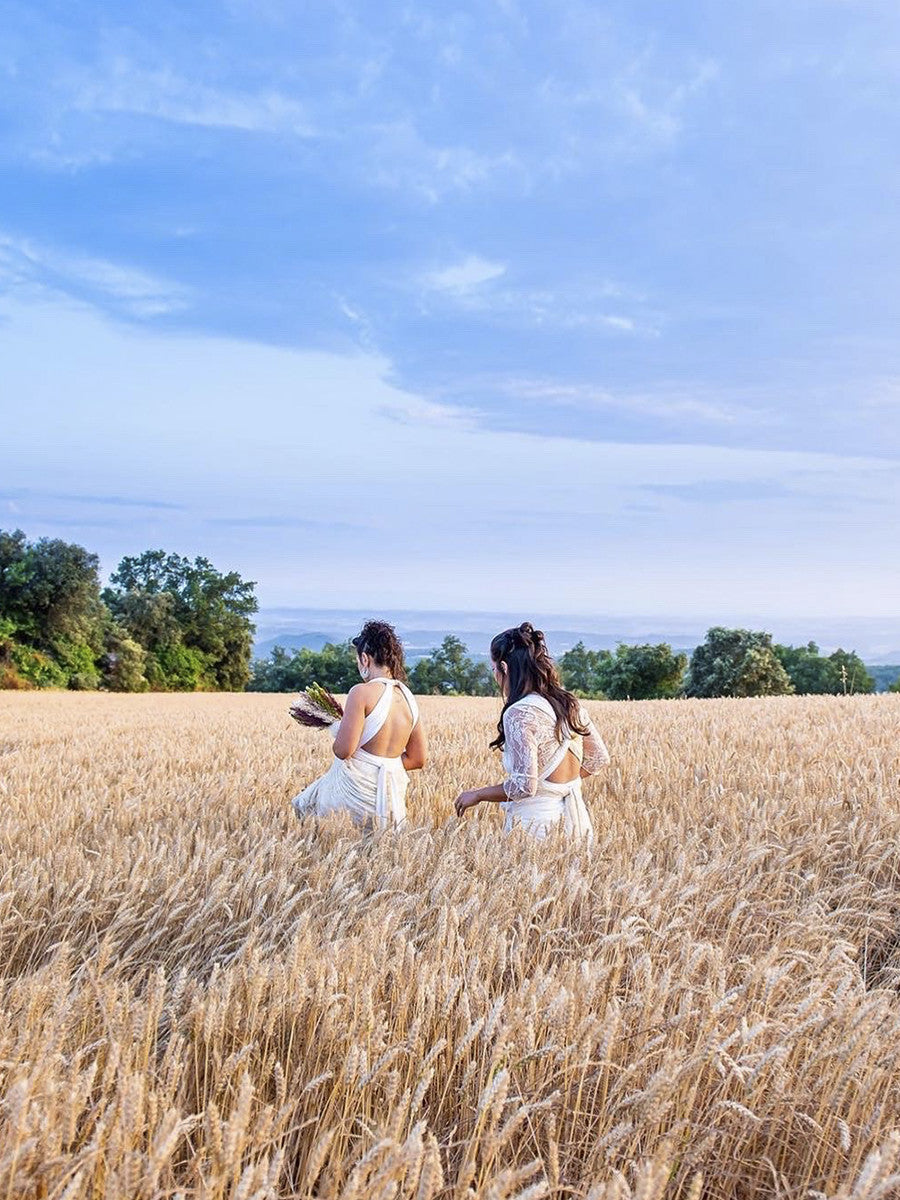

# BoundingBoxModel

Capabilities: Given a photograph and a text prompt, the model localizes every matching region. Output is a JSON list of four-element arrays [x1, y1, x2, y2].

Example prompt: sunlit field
[[2, 692, 900, 1200]]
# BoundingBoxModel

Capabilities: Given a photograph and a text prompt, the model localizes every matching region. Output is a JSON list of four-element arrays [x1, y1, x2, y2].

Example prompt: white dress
[[500, 694, 610, 842], [291, 679, 419, 830]]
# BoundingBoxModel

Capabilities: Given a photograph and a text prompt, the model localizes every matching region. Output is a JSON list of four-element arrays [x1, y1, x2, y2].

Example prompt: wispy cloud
[[641, 480, 797, 504], [559, 312, 640, 334], [0, 488, 186, 510], [37, 517, 126, 529], [614, 58, 719, 145], [640, 477, 891, 511], [425, 255, 507, 293], [0, 232, 188, 317], [502, 379, 755, 424], [418, 270, 650, 334], [379, 395, 482, 430], [51, 492, 185, 510], [73, 60, 315, 136], [365, 119, 522, 200], [207, 516, 365, 529]]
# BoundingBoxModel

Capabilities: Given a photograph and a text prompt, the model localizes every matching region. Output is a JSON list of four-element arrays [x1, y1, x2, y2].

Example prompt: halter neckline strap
[[358, 677, 419, 747]]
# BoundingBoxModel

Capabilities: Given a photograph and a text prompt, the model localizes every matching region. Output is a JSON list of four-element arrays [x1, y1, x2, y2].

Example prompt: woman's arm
[[402, 722, 427, 772], [454, 706, 539, 816], [502, 705, 540, 798], [579, 708, 611, 776], [331, 685, 368, 760], [454, 782, 507, 816]]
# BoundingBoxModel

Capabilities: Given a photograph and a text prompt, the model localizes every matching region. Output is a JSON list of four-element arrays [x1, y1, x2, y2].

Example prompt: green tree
[[558, 641, 609, 697], [101, 626, 149, 692], [890, 677, 900, 694], [774, 642, 834, 694], [0, 618, 23, 688], [247, 641, 361, 693], [684, 627, 794, 698], [0, 528, 106, 688], [105, 550, 257, 690], [0, 615, 68, 688], [409, 635, 494, 695], [827, 649, 875, 695], [601, 643, 687, 700], [775, 642, 875, 695]]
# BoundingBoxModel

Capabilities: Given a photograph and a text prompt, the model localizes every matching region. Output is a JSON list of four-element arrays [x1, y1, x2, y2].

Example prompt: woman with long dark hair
[[454, 622, 609, 840], [292, 620, 426, 829]]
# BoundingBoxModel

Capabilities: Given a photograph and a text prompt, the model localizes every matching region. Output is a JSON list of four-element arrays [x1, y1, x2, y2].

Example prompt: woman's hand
[[454, 789, 481, 818]]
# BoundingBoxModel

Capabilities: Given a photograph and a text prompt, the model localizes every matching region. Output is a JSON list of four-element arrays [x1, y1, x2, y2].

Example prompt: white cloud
[[0, 231, 188, 317], [29, 144, 116, 171], [614, 59, 719, 144], [417, 272, 649, 334], [73, 60, 315, 136], [2, 294, 897, 615], [599, 315, 636, 332], [503, 379, 757, 424], [426, 255, 507, 294], [366, 119, 522, 200], [379, 395, 481, 429], [557, 312, 639, 334]]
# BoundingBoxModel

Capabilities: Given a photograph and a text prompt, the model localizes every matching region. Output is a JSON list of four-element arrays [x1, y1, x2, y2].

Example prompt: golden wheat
[[1, 691, 900, 1199]]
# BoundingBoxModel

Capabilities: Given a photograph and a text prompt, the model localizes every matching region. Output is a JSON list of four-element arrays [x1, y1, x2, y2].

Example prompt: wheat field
[[2, 692, 900, 1200]]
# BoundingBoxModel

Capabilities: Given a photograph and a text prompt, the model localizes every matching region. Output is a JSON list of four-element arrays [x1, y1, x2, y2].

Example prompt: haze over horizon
[[252, 606, 900, 664], [3, 1, 898, 616]]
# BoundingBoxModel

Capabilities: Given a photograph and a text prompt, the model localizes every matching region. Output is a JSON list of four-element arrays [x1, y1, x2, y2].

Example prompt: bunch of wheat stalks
[[289, 683, 344, 730], [1, 691, 900, 1199]]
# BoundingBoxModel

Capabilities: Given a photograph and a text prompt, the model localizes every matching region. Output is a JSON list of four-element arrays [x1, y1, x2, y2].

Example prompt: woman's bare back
[[358, 680, 415, 757]]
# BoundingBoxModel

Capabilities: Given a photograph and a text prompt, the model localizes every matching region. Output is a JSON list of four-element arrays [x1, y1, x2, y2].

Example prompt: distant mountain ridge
[[253, 622, 699, 664], [253, 632, 336, 659]]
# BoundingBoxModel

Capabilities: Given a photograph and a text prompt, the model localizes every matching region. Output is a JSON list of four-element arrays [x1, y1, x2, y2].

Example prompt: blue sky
[[1, 0, 898, 617]]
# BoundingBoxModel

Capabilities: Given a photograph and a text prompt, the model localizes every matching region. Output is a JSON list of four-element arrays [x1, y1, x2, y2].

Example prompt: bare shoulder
[[350, 679, 389, 704]]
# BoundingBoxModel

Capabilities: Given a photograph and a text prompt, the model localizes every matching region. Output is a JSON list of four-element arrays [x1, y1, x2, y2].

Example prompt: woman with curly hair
[[454, 622, 609, 841], [292, 620, 426, 829]]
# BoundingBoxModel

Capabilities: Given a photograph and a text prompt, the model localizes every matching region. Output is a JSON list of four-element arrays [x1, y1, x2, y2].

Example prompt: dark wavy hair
[[351, 619, 407, 682], [490, 621, 588, 750]]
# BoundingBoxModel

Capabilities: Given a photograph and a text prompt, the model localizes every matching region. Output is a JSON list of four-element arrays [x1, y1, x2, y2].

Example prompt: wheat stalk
[[0, 691, 899, 1198]]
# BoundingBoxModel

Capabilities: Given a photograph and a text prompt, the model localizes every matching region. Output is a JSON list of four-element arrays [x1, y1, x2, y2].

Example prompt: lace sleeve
[[579, 706, 611, 774], [502, 705, 541, 799]]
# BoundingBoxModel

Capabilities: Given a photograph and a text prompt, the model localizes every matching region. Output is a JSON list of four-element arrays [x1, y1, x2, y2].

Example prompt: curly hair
[[351, 619, 407, 682], [489, 621, 588, 750]]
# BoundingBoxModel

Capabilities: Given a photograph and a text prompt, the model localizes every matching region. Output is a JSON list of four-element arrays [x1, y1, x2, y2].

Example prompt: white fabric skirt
[[501, 778, 594, 843], [292, 748, 409, 830]]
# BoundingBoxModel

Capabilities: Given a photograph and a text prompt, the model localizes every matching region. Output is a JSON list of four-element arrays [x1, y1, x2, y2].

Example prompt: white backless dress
[[500, 693, 609, 842], [292, 679, 419, 830]]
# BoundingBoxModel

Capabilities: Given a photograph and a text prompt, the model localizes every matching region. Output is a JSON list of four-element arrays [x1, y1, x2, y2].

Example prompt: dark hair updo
[[352, 619, 407, 682], [490, 621, 588, 750]]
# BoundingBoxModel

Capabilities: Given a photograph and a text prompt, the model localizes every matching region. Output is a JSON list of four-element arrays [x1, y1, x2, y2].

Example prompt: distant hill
[[253, 631, 336, 659], [869, 664, 900, 692], [253, 625, 699, 664]]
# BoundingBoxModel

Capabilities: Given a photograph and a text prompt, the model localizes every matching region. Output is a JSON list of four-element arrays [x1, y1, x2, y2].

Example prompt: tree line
[[249, 634, 496, 695], [251, 627, 893, 699], [557, 629, 880, 698], [0, 529, 257, 691], [2, 528, 895, 697]]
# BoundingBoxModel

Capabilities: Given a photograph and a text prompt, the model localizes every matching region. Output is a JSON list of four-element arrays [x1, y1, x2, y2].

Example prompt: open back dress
[[292, 679, 419, 830]]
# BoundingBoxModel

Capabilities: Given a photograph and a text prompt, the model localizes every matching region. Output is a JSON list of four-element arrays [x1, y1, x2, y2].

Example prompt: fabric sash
[[353, 747, 408, 828]]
